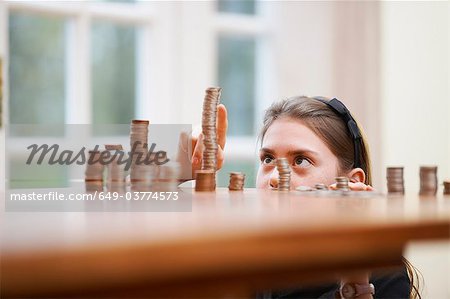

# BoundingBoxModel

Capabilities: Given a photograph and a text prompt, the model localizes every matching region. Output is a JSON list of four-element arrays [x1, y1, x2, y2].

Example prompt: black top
[[256, 266, 410, 299]]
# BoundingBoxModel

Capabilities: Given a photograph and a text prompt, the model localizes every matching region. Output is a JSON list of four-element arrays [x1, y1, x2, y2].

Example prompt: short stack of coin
[[130, 165, 154, 192], [386, 167, 405, 194], [419, 166, 438, 196], [276, 158, 291, 191], [315, 183, 327, 191], [228, 172, 245, 191], [152, 161, 180, 191], [443, 180, 450, 195], [85, 150, 104, 191], [105, 144, 126, 191], [130, 120, 149, 182], [195, 169, 216, 192], [335, 177, 350, 191]]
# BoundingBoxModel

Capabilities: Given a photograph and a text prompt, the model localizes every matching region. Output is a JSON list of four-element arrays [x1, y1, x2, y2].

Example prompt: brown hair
[[259, 96, 372, 185], [259, 96, 422, 298]]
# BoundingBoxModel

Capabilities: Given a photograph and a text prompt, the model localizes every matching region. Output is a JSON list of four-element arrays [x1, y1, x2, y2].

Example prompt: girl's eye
[[262, 156, 274, 165], [294, 156, 312, 168]]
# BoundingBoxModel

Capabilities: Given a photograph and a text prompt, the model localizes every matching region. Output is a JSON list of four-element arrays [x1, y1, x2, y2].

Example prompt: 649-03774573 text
[[9, 191, 179, 201]]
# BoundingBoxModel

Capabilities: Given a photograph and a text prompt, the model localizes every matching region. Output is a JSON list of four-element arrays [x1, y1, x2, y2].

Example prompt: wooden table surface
[[2, 187, 450, 298]]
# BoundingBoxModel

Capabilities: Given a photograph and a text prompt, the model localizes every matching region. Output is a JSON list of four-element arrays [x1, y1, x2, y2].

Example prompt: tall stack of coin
[[197, 87, 221, 191], [195, 170, 216, 192], [85, 150, 104, 191], [276, 158, 291, 191], [130, 120, 149, 182], [443, 180, 450, 195], [201, 87, 221, 172], [419, 166, 438, 196], [228, 172, 245, 191], [335, 177, 350, 191], [105, 144, 126, 191], [386, 167, 405, 194]]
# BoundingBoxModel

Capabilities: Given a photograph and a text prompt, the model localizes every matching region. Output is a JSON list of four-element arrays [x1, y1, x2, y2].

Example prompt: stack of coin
[[85, 150, 104, 191], [335, 177, 350, 191], [105, 144, 123, 151], [105, 144, 126, 191], [315, 183, 327, 190], [228, 172, 245, 191], [195, 169, 216, 192], [201, 87, 221, 172], [130, 165, 154, 191], [130, 120, 149, 182], [132, 152, 159, 191], [419, 166, 438, 196], [152, 162, 180, 191], [386, 167, 405, 194], [276, 158, 291, 191], [443, 180, 450, 195]]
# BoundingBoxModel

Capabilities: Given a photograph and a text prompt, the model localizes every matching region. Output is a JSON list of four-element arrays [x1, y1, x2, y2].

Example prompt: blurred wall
[[381, 1, 449, 193], [380, 5, 449, 296]]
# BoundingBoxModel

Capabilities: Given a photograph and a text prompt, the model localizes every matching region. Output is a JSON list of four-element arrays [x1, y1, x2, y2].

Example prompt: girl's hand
[[329, 180, 374, 191]]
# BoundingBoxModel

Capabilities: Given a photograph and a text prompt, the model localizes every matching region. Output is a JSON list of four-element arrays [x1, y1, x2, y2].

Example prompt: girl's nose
[[269, 168, 279, 189]]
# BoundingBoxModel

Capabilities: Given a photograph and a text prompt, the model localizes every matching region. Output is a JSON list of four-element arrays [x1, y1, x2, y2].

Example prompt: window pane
[[8, 13, 66, 126], [9, 157, 69, 188], [217, 159, 257, 188], [218, 36, 256, 136], [218, 0, 256, 15], [91, 21, 136, 125]]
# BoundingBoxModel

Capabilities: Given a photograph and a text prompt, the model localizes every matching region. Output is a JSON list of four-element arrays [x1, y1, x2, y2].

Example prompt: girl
[[191, 96, 420, 299]]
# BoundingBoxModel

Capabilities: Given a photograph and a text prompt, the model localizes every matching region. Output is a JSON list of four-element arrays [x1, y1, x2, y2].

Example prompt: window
[[217, 0, 256, 15], [215, 0, 265, 187], [218, 35, 256, 136], [5, 2, 144, 186], [3, 1, 271, 188], [91, 21, 137, 125], [9, 12, 66, 133]]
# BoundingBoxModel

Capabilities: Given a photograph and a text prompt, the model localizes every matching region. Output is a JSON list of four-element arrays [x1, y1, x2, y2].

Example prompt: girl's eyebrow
[[260, 147, 319, 158], [259, 148, 275, 155], [287, 149, 319, 158]]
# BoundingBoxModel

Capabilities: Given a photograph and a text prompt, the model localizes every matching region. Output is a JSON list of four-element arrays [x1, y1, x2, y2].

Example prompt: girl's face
[[256, 117, 341, 190]]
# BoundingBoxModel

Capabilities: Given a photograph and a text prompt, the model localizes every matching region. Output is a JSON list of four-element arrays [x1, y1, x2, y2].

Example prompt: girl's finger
[[192, 133, 204, 166], [217, 104, 228, 149]]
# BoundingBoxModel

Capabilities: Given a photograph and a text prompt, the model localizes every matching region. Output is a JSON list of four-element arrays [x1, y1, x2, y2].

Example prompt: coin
[[419, 166, 438, 196], [130, 119, 150, 185], [335, 177, 350, 191], [276, 158, 291, 191], [201, 87, 221, 173], [386, 166, 404, 194], [85, 150, 104, 182], [195, 169, 216, 192], [443, 180, 450, 195], [228, 172, 245, 191], [196, 87, 222, 192]]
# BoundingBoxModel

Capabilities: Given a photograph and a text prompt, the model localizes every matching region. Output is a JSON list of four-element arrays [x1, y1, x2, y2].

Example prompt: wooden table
[[2, 187, 450, 298]]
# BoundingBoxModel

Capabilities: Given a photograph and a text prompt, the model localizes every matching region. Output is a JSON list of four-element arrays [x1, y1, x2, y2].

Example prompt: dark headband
[[314, 97, 362, 169]]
